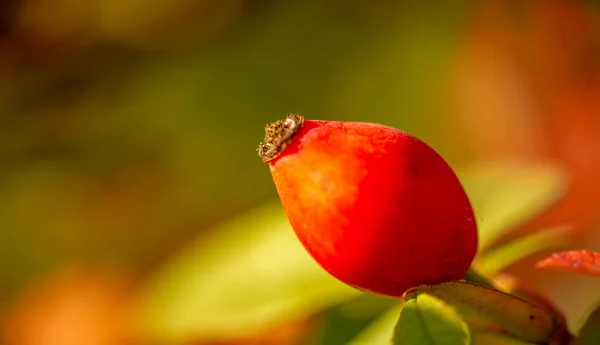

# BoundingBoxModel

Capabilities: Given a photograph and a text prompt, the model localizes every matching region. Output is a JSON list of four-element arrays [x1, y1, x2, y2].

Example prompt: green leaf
[[394, 294, 470, 345], [133, 201, 360, 342], [408, 281, 561, 344], [475, 225, 573, 276], [458, 162, 567, 252], [346, 294, 471, 345], [308, 294, 397, 345], [462, 267, 496, 289], [574, 302, 600, 344], [343, 272, 489, 345], [346, 304, 404, 345], [490, 275, 567, 330], [465, 269, 567, 329]]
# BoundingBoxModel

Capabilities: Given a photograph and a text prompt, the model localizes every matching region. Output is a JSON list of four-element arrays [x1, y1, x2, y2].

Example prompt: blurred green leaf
[[458, 162, 567, 252], [346, 304, 403, 345], [462, 267, 496, 289], [476, 225, 573, 276], [574, 302, 600, 345], [308, 293, 397, 345], [133, 200, 360, 342], [394, 294, 470, 345]]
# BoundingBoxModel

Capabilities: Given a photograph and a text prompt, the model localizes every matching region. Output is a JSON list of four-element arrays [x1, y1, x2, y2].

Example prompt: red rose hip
[[257, 114, 478, 297]]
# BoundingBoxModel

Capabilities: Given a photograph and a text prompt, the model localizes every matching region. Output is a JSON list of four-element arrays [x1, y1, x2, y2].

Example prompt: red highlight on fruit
[[258, 114, 479, 297]]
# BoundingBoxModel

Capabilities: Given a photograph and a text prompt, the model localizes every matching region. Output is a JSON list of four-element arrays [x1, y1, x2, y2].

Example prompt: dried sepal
[[257, 114, 305, 162]]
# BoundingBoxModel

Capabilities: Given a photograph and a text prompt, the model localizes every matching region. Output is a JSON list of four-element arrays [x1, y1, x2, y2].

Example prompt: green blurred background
[[2, 0, 600, 344]]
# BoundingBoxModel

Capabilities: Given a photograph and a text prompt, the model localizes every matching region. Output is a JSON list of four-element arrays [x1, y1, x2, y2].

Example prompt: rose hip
[[257, 114, 478, 297]]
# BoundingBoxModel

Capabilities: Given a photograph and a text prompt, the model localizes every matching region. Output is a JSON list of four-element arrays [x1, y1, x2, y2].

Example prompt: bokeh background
[[2, 0, 600, 344]]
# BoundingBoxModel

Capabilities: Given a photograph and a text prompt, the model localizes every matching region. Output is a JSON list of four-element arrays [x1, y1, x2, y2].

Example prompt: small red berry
[[258, 114, 478, 297]]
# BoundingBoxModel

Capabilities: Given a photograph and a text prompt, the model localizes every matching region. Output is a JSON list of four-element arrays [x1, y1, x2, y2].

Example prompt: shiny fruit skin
[[266, 118, 478, 297]]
